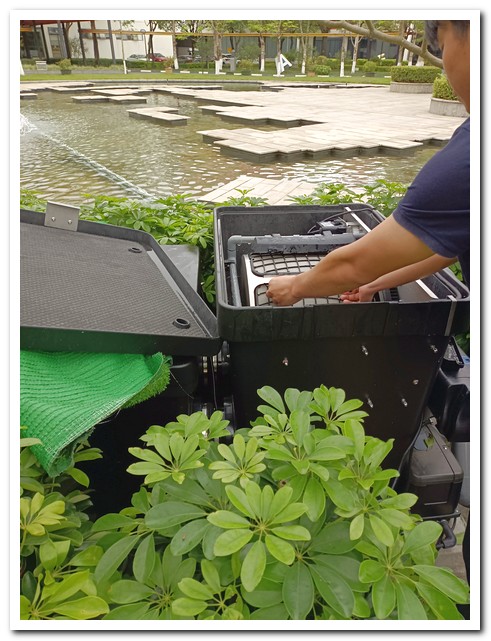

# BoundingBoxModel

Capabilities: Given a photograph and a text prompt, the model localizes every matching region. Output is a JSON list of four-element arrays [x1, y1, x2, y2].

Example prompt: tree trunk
[[351, 35, 360, 74], [77, 21, 86, 63], [107, 20, 115, 64], [172, 22, 179, 69], [340, 35, 347, 77], [259, 36, 265, 72], [397, 21, 406, 66], [91, 20, 99, 64], [416, 33, 427, 66]]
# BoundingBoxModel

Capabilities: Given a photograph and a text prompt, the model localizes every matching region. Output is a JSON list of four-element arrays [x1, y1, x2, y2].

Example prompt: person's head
[[425, 20, 470, 111]]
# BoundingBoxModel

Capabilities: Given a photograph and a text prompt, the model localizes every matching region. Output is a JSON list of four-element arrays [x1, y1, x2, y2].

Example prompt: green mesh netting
[[20, 350, 172, 476]]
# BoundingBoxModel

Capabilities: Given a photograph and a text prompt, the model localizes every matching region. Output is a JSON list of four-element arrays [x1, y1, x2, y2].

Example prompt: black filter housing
[[214, 204, 470, 470]]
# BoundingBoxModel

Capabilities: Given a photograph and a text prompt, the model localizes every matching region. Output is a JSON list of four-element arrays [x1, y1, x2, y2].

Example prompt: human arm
[[265, 215, 436, 306], [339, 254, 457, 303]]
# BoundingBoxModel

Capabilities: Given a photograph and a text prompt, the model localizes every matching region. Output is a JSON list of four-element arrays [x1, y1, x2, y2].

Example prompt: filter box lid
[[20, 209, 221, 356]]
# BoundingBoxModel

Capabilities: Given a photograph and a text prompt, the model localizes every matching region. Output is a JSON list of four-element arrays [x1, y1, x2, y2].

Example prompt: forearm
[[360, 254, 457, 298]]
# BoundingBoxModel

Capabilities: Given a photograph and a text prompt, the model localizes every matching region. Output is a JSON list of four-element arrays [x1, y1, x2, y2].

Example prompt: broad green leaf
[[172, 597, 209, 617], [225, 485, 255, 518], [257, 386, 285, 413], [265, 534, 295, 565], [102, 602, 150, 620], [337, 398, 364, 416], [395, 582, 428, 620], [207, 510, 250, 529], [201, 559, 221, 593], [379, 493, 418, 510], [232, 433, 246, 460], [145, 502, 206, 530], [311, 444, 346, 461], [415, 583, 463, 620], [379, 508, 415, 530], [214, 528, 254, 556], [310, 520, 357, 554], [178, 577, 214, 601], [313, 555, 365, 592], [311, 565, 354, 619], [303, 476, 325, 522], [270, 502, 307, 525], [271, 525, 311, 542], [291, 458, 310, 475], [309, 462, 330, 483], [269, 485, 294, 518], [133, 534, 155, 584], [343, 419, 365, 461], [39, 539, 58, 571], [20, 595, 30, 619], [330, 387, 346, 412], [412, 565, 469, 603], [170, 519, 209, 556], [49, 596, 109, 619], [259, 484, 274, 521], [217, 443, 236, 464], [43, 570, 93, 605], [290, 410, 311, 446], [349, 514, 365, 540], [265, 444, 294, 462], [369, 514, 394, 547], [323, 479, 356, 511], [202, 524, 222, 560], [67, 467, 90, 488], [94, 535, 140, 584], [250, 603, 290, 620], [282, 562, 314, 620], [402, 521, 442, 555], [241, 540, 267, 592], [69, 545, 103, 568], [353, 594, 371, 619], [109, 580, 154, 604], [241, 577, 283, 608], [372, 575, 396, 620], [359, 559, 387, 583]]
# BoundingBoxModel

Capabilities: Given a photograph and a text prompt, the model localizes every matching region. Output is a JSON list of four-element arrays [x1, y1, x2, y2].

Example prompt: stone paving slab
[[128, 108, 189, 125], [197, 174, 316, 205], [72, 95, 109, 103], [91, 87, 151, 96], [20, 93, 37, 100], [108, 95, 148, 104]]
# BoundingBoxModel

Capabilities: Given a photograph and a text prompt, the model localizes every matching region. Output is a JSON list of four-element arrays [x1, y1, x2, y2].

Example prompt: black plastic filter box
[[406, 421, 464, 518], [214, 204, 470, 469], [20, 209, 222, 356]]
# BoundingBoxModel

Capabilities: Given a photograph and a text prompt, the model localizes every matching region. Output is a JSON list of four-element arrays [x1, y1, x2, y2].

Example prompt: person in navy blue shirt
[[266, 20, 470, 305], [266, 19, 471, 609]]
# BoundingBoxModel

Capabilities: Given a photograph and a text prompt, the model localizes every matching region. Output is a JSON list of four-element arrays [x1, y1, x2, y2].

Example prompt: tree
[[318, 20, 442, 67], [339, 33, 348, 77]]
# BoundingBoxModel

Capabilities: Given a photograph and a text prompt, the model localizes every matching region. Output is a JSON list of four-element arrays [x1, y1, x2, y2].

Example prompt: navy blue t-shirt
[[393, 118, 470, 286]]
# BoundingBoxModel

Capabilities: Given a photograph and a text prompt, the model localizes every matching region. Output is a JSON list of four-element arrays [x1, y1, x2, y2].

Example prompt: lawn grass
[[20, 69, 392, 85]]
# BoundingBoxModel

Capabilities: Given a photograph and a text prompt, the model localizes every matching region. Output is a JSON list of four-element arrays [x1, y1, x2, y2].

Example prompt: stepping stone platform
[[127, 106, 189, 125], [108, 95, 148, 104], [197, 175, 317, 206], [20, 93, 37, 100]]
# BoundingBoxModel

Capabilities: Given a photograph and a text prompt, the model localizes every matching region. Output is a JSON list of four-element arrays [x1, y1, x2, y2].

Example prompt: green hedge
[[433, 74, 459, 100], [390, 65, 442, 83], [314, 65, 331, 75]]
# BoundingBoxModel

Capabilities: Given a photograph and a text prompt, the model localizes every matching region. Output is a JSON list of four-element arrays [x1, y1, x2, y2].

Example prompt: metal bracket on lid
[[44, 201, 80, 231]]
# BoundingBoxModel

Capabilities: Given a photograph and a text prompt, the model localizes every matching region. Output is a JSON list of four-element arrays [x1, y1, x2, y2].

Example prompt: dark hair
[[425, 20, 470, 54]]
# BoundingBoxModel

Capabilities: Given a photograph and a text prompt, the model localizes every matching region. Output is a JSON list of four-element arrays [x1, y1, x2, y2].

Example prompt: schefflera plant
[[92, 386, 469, 621]]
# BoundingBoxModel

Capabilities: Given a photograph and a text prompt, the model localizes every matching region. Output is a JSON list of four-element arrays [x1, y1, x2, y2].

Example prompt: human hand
[[340, 285, 375, 303], [265, 275, 301, 306]]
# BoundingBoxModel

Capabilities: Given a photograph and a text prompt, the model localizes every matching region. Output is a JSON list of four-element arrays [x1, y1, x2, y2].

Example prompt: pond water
[[20, 83, 438, 205]]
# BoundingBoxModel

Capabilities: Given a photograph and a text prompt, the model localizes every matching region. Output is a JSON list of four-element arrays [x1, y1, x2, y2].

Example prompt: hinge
[[44, 201, 80, 231]]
